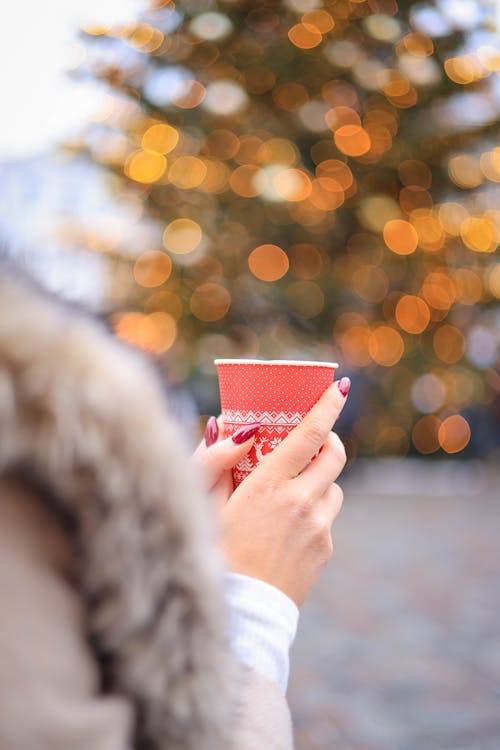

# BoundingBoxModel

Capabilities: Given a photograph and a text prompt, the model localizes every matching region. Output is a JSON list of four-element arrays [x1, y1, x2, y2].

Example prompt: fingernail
[[337, 377, 351, 398], [204, 416, 219, 447], [232, 422, 261, 445]]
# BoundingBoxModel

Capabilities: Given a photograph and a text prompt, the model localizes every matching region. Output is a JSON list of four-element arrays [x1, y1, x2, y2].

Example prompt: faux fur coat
[[0, 266, 293, 750]]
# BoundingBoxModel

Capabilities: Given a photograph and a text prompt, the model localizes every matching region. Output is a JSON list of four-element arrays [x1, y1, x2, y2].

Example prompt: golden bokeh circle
[[114, 311, 177, 354], [383, 219, 418, 254], [339, 323, 372, 367], [162, 219, 202, 255], [125, 150, 167, 183], [133, 250, 172, 288], [141, 123, 179, 154], [190, 283, 231, 322], [433, 325, 465, 364], [395, 295, 430, 334], [412, 415, 441, 454], [368, 326, 405, 366], [288, 23, 323, 49], [248, 244, 290, 282], [421, 272, 456, 310], [438, 415, 471, 454], [334, 125, 371, 157]]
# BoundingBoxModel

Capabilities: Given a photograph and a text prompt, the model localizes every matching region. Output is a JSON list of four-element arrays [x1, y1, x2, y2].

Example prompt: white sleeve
[[225, 572, 299, 695]]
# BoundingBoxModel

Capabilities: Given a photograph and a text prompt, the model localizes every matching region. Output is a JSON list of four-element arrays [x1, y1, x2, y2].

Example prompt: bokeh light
[[189, 12, 233, 42], [438, 415, 471, 454], [169, 156, 207, 190], [383, 219, 419, 254], [412, 415, 441, 454], [142, 123, 179, 154], [334, 125, 371, 157], [290, 243, 324, 279], [248, 244, 290, 282], [411, 373, 446, 413], [125, 150, 167, 183], [190, 283, 231, 322], [352, 266, 389, 302], [69, 0, 500, 459], [466, 326, 498, 367], [273, 169, 312, 202], [395, 295, 430, 334], [162, 219, 202, 255], [202, 81, 248, 116], [288, 23, 323, 49], [448, 154, 483, 189], [433, 325, 465, 364], [114, 311, 177, 353], [133, 250, 172, 288], [369, 326, 405, 367], [421, 272, 456, 310]]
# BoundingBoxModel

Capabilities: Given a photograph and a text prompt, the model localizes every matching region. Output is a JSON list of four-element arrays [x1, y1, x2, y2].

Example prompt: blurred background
[[1, 0, 499, 747]]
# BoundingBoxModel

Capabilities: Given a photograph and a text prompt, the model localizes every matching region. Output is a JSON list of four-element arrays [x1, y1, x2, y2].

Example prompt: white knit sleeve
[[225, 572, 299, 695]]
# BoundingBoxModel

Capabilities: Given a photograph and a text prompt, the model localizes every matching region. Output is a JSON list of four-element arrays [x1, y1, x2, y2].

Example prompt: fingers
[[314, 483, 344, 565], [262, 379, 350, 480], [289, 482, 344, 572], [194, 422, 260, 489], [204, 415, 219, 447], [295, 431, 346, 497], [320, 482, 344, 526], [194, 415, 225, 456]]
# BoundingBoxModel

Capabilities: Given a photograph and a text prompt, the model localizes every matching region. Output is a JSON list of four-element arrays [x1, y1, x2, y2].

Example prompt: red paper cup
[[215, 358, 339, 487]]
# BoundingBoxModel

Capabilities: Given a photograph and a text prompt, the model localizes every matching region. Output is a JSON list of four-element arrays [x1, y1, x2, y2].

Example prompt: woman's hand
[[194, 378, 350, 606], [193, 418, 261, 512]]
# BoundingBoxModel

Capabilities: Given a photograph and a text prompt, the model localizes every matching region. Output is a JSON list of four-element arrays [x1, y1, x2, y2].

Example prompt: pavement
[[288, 459, 500, 750]]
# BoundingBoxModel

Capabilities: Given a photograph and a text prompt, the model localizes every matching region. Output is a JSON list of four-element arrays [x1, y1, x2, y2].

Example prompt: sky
[[0, 0, 497, 160], [0, 0, 139, 159]]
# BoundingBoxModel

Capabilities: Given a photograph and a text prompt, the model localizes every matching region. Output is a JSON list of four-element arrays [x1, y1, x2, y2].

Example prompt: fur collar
[[0, 266, 232, 749]]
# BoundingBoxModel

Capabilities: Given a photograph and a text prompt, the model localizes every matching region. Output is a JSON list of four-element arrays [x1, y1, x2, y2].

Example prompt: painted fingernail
[[204, 416, 219, 447], [232, 422, 261, 445], [337, 377, 351, 398]]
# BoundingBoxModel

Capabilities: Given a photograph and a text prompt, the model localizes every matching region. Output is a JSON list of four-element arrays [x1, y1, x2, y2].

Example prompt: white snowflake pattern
[[268, 436, 283, 450]]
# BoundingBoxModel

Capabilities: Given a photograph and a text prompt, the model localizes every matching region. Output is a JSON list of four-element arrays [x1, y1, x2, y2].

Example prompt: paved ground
[[288, 459, 500, 750]]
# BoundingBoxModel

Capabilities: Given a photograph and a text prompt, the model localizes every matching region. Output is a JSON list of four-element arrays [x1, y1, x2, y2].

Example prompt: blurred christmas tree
[[68, 0, 500, 458]]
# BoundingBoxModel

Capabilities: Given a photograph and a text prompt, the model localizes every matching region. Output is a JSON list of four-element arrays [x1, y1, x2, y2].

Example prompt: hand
[[193, 418, 260, 512], [222, 380, 349, 606], [194, 378, 350, 606]]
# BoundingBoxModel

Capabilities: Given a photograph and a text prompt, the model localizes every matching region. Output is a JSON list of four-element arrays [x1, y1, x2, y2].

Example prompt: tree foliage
[[72, 0, 500, 457]]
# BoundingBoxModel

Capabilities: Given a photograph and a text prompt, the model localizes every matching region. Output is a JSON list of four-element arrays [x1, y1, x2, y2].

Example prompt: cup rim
[[214, 358, 339, 368]]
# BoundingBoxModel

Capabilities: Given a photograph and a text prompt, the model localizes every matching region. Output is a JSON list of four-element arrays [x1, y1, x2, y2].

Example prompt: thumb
[[194, 422, 261, 490]]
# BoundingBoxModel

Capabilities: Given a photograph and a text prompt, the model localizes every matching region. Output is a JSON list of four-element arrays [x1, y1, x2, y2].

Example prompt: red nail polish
[[204, 416, 219, 447], [232, 422, 261, 445], [337, 377, 351, 398]]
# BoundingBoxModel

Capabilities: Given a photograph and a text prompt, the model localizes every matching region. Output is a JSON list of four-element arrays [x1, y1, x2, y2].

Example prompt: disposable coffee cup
[[215, 358, 338, 487]]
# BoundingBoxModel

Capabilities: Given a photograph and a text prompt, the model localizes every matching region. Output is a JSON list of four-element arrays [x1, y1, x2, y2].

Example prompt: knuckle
[[331, 482, 344, 506], [323, 535, 334, 566], [310, 512, 323, 534], [324, 532, 334, 557], [310, 513, 329, 543], [313, 524, 333, 567], [327, 484, 344, 519], [330, 432, 347, 463]]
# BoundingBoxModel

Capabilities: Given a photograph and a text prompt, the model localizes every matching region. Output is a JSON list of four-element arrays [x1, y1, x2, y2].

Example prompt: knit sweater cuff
[[225, 572, 299, 695]]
